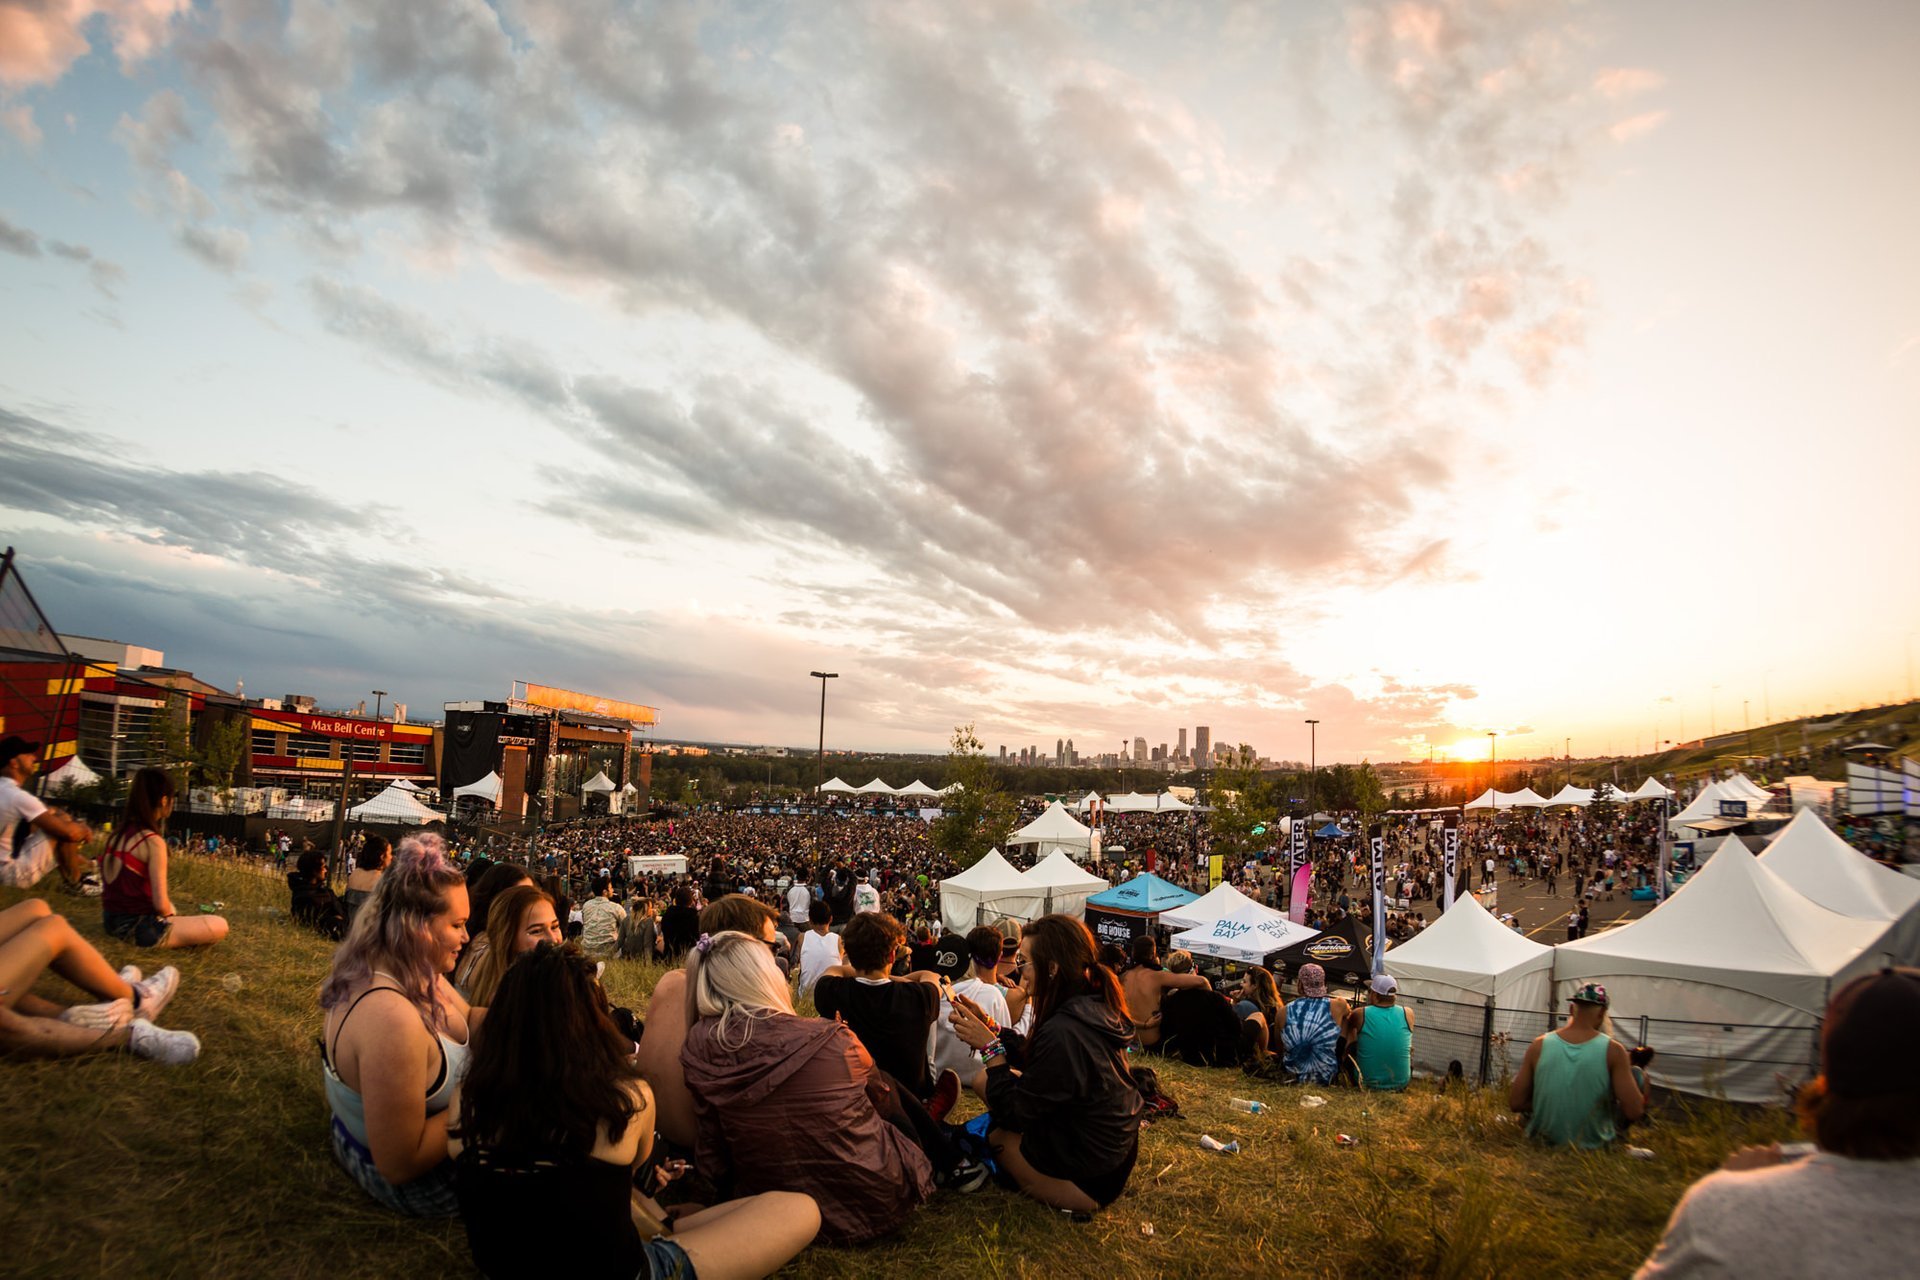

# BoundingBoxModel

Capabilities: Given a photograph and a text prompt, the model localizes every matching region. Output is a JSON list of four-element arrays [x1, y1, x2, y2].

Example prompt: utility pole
[[809, 671, 837, 796], [1305, 720, 1319, 814], [1488, 732, 1497, 799], [328, 745, 355, 883], [372, 689, 387, 722]]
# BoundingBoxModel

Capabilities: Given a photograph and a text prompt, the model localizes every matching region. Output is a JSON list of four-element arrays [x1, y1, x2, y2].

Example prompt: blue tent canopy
[[1316, 823, 1345, 838], [1084, 872, 1199, 914]]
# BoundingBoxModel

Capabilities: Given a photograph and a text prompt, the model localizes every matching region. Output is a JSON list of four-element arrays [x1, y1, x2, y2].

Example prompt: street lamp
[[372, 690, 387, 721], [809, 672, 838, 796], [1304, 720, 1319, 815], [1487, 732, 1497, 797]]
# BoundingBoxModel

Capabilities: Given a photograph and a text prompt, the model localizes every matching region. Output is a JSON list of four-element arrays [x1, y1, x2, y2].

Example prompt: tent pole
[[1478, 998, 1495, 1086]]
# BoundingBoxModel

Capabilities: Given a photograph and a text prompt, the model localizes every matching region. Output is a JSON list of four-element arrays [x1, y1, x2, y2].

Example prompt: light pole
[[1487, 732, 1497, 797], [809, 672, 837, 797], [1565, 737, 1571, 791], [1304, 720, 1319, 815], [372, 690, 387, 721]]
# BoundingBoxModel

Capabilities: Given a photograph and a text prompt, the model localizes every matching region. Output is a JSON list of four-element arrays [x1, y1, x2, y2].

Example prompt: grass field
[[1, 856, 1798, 1279]]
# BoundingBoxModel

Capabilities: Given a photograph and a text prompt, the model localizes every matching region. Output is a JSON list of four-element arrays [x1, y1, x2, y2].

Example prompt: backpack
[[1130, 1065, 1181, 1119]]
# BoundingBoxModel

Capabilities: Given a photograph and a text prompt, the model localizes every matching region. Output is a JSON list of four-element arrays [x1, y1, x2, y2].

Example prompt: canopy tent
[[349, 784, 446, 825], [1157, 882, 1283, 933], [1104, 791, 1158, 813], [582, 771, 617, 793], [392, 778, 422, 792], [1085, 872, 1198, 915], [1315, 822, 1344, 838], [1386, 892, 1553, 1080], [1669, 779, 1758, 831], [1542, 784, 1595, 807], [817, 777, 857, 794], [895, 779, 938, 797], [1759, 809, 1920, 962], [1023, 850, 1110, 918], [1152, 793, 1193, 812], [1170, 905, 1320, 963], [1006, 802, 1095, 861], [452, 772, 503, 805], [621, 781, 639, 794], [1553, 835, 1888, 1102], [1629, 776, 1675, 800], [854, 778, 898, 795], [936, 782, 964, 796], [1464, 788, 1549, 810], [1270, 915, 1375, 991], [1721, 774, 1775, 806], [1072, 791, 1104, 815], [40, 755, 100, 795], [939, 850, 1046, 933], [1590, 782, 1631, 804]]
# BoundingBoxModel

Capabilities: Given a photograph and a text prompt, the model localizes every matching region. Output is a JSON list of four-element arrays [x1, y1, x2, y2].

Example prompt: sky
[[1, 0, 1917, 766]]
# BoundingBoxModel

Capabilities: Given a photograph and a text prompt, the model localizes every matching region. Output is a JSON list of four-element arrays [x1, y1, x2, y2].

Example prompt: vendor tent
[[41, 755, 100, 795], [1085, 873, 1198, 915], [1006, 801, 1094, 861], [349, 784, 445, 825], [1628, 776, 1675, 801], [854, 778, 897, 795], [1158, 882, 1283, 933], [1153, 793, 1193, 812], [392, 778, 422, 792], [1386, 892, 1553, 1080], [1023, 850, 1110, 918], [1170, 904, 1320, 963], [452, 772, 503, 805], [1315, 823, 1344, 838], [895, 780, 938, 797], [1105, 791, 1158, 813], [1072, 791, 1104, 815], [1467, 788, 1550, 810], [1543, 784, 1595, 807], [582, 771, 617, 793], [1721, 774, 1775, 806], [1553, 835, 1887, 1102], [817, 777, 857, 794], [1270, 915, 1375, 991], [1759, 809, 1920, 962], [939, 850, 1046, 932], [937, 782, 964, 796], [1669, 779, 1753, 830]]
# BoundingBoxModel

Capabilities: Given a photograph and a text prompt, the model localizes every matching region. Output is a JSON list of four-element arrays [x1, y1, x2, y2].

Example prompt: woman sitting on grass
[[0, 897, 196, 1063], [450, 942, 819, 1280], [319, 833, 476, 1217], [679, 930, 937, 1245], [462, 884, 560, 1008], [1232, 966, 1285, 1062], [100, 767, 229, 950], [342, 835, 390, 925], [949, 914, 1142, 1214], [451, 862, 532, 998]]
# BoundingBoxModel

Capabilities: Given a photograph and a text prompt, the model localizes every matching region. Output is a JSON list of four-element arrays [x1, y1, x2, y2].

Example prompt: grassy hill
[[1, 858, 1796, 1279]]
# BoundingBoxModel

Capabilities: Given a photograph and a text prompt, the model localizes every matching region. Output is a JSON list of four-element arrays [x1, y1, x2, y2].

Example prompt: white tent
[[1153, 792, 1193, 812], [452, 772, 503, 805], [582, 771, 617, 793], [392, 778, 422, 792], [1072, 791, 1104, 815], [1158, 882, 1284, 933], [1629, 776, 1675, 801], [1006, 801, 1095, 861], [1721, 774, 1775, 806], [1104, 791, 1160, 813], [817, 777, 857, 794], [939, 849, 1046, 932], [854, 778, 897, 795], [41, 755, 100, 795], [1553, 836, 1888, 1102], [1170, 904, 1321, 963], [1542, 784, 1595, 807], [936, 782, 964, 797], [895, 779, 938, 797], [1506, 787, 1550, 807], [1669, 779, 1753, 830], [621, 781, 639, 794], [1023, 850, 1110, 918], [1464, 787, 1550, 811], [349, 783, 446, 825], [1386, 892, 1553, 1079], [1759, 809, 1920, 962]]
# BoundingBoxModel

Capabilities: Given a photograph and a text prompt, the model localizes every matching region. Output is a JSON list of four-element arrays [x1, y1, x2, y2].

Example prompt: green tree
[[142, 692, 194, 796], [1204, 763, 1279, 863], [930, 724, 1017, 868], [195, 715, 249, 802]]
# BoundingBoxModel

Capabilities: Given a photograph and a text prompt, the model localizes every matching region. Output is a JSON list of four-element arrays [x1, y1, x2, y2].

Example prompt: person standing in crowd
[[948, 915, 1142, 1214], [343, 835, 391, 927], [659, 885, 701, 958], [100, 768, 229, 950], [1281, 963, 1350, 1085], [1347, 973, 1413, 1091], [1636, 967, 1920, 1279], [852, 874, 881, 915], [784, 876, 811, 950], [1509, 983, 1646, 1149], [578, 875, 627, 961], [450, 942, 819, 1280], [795, 899, 843, 998], [318, 834, 475, 1216], [621, 896, 661, 961]]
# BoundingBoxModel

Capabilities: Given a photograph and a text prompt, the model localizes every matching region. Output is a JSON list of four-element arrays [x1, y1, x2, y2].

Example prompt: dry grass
[[2, 857, 1795, 1279]]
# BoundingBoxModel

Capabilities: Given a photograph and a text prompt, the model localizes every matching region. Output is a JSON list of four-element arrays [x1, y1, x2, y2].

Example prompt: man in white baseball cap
[[1345, 972, 1413, 1091]]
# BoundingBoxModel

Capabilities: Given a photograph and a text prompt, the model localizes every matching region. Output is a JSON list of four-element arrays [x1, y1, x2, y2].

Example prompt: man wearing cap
[[1, 737, 94, 888], [1345, 973, 1414, 1091], [931, 926, 1012, 1090], [1510, 983, 1646, 1149], [1636, 967, 1920, 1278]]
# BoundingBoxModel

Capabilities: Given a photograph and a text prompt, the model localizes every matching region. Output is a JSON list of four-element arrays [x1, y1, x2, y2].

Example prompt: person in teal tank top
[[1346, 974, 1414, 1091], [1510, 983, 1648, 1149]]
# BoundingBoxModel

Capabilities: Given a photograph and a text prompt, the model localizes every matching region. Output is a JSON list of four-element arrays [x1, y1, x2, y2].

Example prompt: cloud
[[0, 210, 40, 255], [0, 212, 126, 295], [176, 220, 249, 271], [1593, 67, 1664, 100], [1, 102, 39, 148], [1609, 110, 1669, 143], [0, 0, 189, 89], [113, 88, 193, 172]]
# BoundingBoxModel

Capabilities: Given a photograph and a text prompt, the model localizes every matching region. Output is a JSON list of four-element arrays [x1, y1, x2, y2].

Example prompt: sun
[[1451, 738, 1495, 762]]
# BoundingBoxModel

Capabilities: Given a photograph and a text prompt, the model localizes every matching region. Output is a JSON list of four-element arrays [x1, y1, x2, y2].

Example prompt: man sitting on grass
[[0, 898, 197, 1063], [931, 925, 1012, 1094], [1509, 983, 1645, 1149], [814, 911, 954, 1109], [1119, 936, 1213, 1053]]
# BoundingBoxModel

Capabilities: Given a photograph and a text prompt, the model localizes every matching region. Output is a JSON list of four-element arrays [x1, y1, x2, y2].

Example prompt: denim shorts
[[103, 911, 171, 948], [640, 1235, 696, 1280]]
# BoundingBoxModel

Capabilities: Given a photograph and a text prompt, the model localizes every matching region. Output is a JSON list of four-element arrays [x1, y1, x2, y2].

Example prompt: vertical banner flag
[[1207, 853, 1224, 889], [1442, 813, 1460, 912], [1288, 817, 1308, 909], [1288, 865, 1313, 925], [1655, 795, 1669, 903], [1368, 823, 1387, 976]]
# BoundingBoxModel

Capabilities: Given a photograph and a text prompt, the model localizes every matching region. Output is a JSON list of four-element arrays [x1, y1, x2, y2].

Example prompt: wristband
[[979, 1038, 1007, 1067]]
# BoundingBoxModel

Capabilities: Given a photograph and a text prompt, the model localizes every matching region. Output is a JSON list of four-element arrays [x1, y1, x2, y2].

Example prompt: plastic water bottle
[[1229, 1097, 1266, 1115], [1198, 1134, 1240, 1155]]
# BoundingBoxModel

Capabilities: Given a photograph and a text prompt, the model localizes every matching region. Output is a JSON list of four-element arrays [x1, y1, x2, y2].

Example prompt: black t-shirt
[[812, 976, 938, 1097], [660, 905, 701, 956]]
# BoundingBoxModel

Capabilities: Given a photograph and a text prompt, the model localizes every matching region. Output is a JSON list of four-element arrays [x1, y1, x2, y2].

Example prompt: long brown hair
[[1023, 914, 1129, 1027], [115, 766, 175, 840], [455, 943, 647, 1158], [465, 884, 555, 1008]]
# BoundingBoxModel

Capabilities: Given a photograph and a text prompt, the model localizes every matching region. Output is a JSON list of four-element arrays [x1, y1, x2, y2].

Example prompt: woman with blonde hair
[[318, 833, 475, 1216], [678, 931, 936, 1244], [462, 884, 560, 1009]]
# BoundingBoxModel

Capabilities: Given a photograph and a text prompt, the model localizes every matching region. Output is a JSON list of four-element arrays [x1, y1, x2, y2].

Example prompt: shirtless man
[[1119, 935, 1211, 1050]]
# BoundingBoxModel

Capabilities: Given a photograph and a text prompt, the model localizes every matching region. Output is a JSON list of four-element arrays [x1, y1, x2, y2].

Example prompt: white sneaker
[[119, 964, 143, 985], [59, 998, 134, 1031], [128, 1018, 200, 1065], [132, 966, 180, 1023]]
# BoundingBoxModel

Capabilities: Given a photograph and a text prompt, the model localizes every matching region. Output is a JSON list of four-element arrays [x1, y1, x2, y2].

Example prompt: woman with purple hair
[[318, 833, 477, 1216]]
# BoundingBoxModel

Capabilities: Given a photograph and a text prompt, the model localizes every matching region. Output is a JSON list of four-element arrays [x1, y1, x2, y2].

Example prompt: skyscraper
[[1195, 725, 1211, 764], [1133, 736, 1148, 764], [1056, 737, 1065, 766], [1177, 727, 1187, 760], [1066, 738, 1076, 765]]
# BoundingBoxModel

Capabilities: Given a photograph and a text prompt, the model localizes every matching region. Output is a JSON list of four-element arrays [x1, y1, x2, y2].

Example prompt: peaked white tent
[[936, 782, 964, 797], [817, 777, 857, 794], [349, 783, 446, 825], [1170, 904, 1320, 963], [1629, 776, 1675, 800], [1386, 892, 1553, 1079], [1158, 882, 1284, 933], [1023, 850, 1110, 918], [1006, 802, 1095, 861], [1072, 791, 1104, 815], [452, 772, 503, 805], [1465, 787, 1550, 811], [939, 850, 1046, 932], [392, 778, 422, 792], [1554, 836, 1888, 1101], [1721, 774, 1775, 806], [1153, 792, 1193, 812], [895, 779, 938, 797], [1543, 784, 1595, 807], [1669, 779, 1756, 831], [582, 771, 617, 793], [1759, 809, 1920, 962], [854, 778, 897, 795], [1104, 791, 1158, 813], [621, 781, 638, 794], [41, 755, 101, 795]]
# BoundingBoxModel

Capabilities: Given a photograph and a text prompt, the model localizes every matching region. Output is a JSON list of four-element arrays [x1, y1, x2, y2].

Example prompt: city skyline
[[2, 2, 1916, 765]]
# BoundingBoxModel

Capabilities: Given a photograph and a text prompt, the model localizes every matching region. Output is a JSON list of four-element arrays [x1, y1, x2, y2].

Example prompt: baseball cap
[[929, 933, 970, 981], [1297, 963, 1328, 997], [1370, 973, 1397, 996], [1823, 967, 1920, 1099], [1570, 982, 1610, 1008], [0, 735, 41, 764]]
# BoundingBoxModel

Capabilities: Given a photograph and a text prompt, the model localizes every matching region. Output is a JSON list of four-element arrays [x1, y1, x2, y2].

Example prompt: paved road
[[1464, 868, 1659, 941]]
